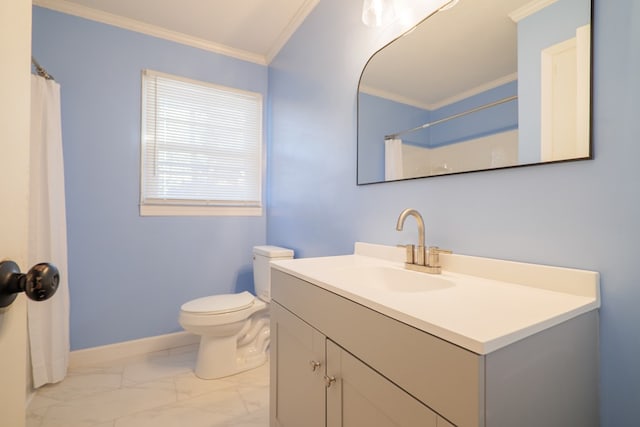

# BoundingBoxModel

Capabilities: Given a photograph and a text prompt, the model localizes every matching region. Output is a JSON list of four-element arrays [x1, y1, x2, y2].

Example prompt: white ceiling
[[33, 0, 320, 65]]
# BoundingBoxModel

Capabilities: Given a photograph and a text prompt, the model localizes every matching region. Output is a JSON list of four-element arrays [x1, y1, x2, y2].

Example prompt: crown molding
[[429, 73, 518, 110], [33, 0, 268, 65], [361, 72, 518, 112], [509, 0, 558, 23], [266, 0, 320, 63], [359, 85, 433, 110]]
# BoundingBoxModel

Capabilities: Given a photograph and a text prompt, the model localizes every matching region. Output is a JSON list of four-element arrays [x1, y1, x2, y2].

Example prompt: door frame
[[0, 0, 33, 425]]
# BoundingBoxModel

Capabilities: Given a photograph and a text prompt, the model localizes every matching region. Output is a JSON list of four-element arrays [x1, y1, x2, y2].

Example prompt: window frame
[[139, 69, 264, 217]]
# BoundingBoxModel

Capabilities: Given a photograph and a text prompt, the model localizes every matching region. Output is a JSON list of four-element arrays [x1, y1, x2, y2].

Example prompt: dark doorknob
[[0, 261, 60, 308]]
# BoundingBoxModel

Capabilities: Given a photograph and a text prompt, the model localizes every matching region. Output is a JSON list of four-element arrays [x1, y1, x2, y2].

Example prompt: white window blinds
[[141, 69, 262, 215]]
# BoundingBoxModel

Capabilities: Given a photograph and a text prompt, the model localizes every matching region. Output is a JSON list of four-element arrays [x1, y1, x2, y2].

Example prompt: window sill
[[140, 204, 262, 217]]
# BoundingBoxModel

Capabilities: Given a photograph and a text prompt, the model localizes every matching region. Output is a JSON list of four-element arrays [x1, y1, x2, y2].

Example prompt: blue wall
[[32, 7, 268, 350], [268, 0, 640, 425], [429, 81, 518, 147], [358, 81, 517, 183], [357, 93, 429, 183]]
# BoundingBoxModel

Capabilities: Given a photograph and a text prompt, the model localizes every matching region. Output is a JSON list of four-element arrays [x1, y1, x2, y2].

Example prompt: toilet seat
[[181, 291, 255, 315], [179, 291, 267, 328]]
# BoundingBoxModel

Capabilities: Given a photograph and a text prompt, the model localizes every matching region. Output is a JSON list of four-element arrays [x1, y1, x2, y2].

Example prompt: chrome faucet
[[396, 208, 451, 274], [396, 208, 426, 266]]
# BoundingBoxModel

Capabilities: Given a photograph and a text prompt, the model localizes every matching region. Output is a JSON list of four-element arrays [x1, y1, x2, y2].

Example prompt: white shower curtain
[[384, 138, 404, 180], [28, 75, 70, 388]]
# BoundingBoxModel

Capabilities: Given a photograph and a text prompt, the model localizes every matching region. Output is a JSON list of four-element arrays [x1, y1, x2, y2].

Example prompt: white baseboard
[[69, 331, 199, 368]]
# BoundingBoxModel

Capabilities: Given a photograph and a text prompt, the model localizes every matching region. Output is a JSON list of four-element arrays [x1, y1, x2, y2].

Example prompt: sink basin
[[330, 265, 454, 293]]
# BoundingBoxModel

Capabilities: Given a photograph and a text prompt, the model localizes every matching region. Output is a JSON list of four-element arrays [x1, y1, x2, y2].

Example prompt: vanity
[[268, 243, 599, 427]]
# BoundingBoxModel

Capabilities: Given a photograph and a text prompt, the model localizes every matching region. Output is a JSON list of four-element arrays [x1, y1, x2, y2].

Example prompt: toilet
[[179, 245, 293, 379]]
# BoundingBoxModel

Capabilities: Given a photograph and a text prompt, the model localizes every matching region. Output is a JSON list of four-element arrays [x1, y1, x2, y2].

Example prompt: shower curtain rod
[[385, 95, 517, 140], [31, 56, 54, 81]]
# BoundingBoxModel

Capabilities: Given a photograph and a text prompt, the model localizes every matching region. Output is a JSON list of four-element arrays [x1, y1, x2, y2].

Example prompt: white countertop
[[270, 243, 600, 354]]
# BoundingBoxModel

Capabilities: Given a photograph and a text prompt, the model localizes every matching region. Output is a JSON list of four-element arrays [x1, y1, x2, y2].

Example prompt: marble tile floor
[[26, 344, 269, 427]]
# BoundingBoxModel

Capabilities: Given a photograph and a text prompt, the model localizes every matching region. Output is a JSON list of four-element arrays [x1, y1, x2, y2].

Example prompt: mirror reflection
[[357, 0, 592, 184]]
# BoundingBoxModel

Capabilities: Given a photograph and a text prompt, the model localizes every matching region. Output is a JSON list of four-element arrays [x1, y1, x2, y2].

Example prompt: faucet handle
[[427, 246, 452, 268], [430, 246, 452, 254], [397, 244, 415, 264]]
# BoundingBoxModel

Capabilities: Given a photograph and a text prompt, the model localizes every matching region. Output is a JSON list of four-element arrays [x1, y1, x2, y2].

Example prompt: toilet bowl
[[179, 245, 293, 379]]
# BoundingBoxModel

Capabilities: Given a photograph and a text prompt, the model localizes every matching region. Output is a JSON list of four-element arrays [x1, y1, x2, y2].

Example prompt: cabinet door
[[270, 302, 325, 427], [437, 416, 456, 427], [326, 340, 438, 427]]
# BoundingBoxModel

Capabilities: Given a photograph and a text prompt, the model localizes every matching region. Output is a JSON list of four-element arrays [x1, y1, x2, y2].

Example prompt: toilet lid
[[181, 291, 255, 315]]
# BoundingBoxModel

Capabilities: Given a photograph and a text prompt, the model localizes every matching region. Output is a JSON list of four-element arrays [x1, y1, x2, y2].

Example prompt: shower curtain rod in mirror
[[31, 56, 54, 81], [385, 95, 517, 140]]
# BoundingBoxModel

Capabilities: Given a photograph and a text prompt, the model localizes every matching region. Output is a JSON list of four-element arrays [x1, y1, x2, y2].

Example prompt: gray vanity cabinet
[[270, 300, 442, 427], [270, 268, 598, 427]]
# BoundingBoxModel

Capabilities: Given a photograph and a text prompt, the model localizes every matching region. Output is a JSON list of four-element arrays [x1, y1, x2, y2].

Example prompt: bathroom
[[1, 0, 639, 425]]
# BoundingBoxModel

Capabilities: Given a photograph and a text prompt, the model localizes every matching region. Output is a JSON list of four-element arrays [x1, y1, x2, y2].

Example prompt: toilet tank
[[253, 246, 294, 301]]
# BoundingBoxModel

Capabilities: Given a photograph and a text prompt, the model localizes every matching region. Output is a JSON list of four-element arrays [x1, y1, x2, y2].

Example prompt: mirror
[[357, 0, 592, 184]]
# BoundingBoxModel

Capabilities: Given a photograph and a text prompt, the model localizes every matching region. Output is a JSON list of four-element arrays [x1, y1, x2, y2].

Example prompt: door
[[270, 302, 326, 427], [540, 24, 591, 161], [0, 0, 32, 426], [326, 340, 438, 427]]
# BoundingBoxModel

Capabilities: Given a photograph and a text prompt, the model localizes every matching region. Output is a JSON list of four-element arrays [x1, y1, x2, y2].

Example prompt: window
[[140, 69, 263, 216]]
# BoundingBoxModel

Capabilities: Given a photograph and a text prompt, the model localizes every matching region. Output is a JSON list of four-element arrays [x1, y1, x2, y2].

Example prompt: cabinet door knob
[[324, 375, 337, 388], [309, 360, 321, 372]]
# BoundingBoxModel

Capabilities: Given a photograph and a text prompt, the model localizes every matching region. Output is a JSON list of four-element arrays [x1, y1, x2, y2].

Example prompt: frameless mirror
[[357, 0, 592, 184]]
